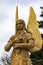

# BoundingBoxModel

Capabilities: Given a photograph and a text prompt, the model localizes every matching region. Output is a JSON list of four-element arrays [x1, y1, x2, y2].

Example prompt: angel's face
[[16, 20, 25, 30]]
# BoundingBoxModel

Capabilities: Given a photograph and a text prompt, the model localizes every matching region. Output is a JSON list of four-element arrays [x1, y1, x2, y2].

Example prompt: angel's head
[[16, 19, 25, 30]]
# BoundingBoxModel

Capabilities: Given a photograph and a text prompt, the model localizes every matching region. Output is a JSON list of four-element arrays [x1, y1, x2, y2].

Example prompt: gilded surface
[[4, 19, 34, 65]]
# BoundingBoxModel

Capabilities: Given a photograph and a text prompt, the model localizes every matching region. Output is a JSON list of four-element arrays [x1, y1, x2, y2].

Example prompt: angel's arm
[[14, 42, 34, 51], [4, 35, 15, 52], [14, 36, 34, 50]]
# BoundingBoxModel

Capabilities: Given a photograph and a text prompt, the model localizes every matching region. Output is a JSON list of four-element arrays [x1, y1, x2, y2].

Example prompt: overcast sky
[[0, 0, 43, 57]]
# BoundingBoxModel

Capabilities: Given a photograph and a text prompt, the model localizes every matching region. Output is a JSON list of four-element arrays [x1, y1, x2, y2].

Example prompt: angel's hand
[[29, 46, 40, 52]]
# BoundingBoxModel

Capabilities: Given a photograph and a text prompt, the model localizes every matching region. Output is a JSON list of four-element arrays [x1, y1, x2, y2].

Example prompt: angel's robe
[[4, 32, 34, 65]]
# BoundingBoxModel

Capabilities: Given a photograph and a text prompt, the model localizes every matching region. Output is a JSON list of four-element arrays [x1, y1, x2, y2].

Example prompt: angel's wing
[[27, 7, 42, 51]]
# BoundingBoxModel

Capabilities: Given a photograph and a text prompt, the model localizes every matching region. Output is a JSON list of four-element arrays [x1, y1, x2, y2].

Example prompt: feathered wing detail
[[27, 7, 42, 51]]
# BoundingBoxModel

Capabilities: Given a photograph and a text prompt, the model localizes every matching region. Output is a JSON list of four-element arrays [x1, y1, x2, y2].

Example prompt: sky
[[0, 0, 43, 57]]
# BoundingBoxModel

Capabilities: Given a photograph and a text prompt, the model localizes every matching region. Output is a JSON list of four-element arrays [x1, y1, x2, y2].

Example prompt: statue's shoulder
[[25, 32, 34, 41], [26, 32, 33, 37]]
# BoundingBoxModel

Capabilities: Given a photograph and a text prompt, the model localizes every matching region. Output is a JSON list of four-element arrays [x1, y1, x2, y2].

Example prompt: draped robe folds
[[4, 33, 34, 65]]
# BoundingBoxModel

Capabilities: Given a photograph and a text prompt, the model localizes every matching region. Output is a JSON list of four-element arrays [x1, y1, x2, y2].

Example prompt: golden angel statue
[[4, 6, 43, 65]]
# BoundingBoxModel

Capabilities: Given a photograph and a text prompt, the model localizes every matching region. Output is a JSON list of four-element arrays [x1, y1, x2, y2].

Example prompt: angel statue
[[4, 6, 42, 65]]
